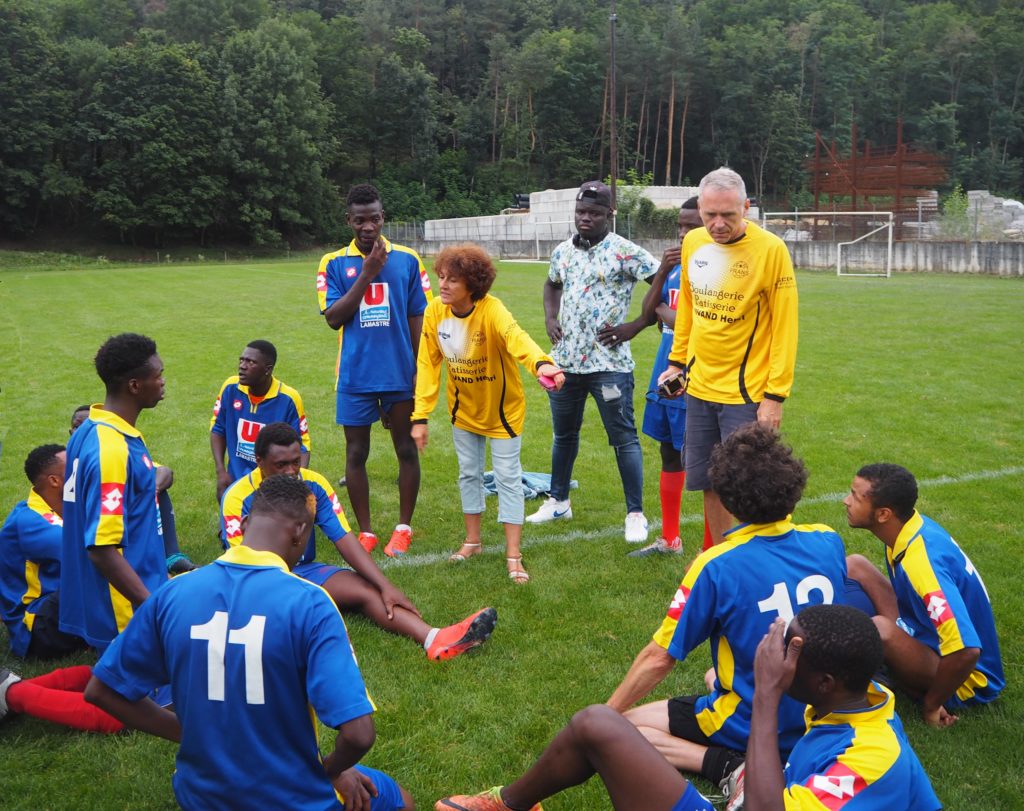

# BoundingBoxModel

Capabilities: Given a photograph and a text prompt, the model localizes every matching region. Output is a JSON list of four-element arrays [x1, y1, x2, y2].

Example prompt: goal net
[[760, 211, 894, 278]]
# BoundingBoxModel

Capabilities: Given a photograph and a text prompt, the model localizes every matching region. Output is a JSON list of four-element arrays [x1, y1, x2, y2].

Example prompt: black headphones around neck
[[572, 233, 592, 250]]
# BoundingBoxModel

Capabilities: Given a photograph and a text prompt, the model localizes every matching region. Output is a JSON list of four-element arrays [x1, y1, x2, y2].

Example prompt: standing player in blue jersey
[[843, 463, 1004, 728], [607, 424, 849, 794], [85, 475, 413, 811], [434, 604, 940, 811], [318, 184, 432, 558], [631, 197, 712, 558], [221, 422, 497, 662], [60, 333, 168, 653], [210, 339, 310, 501]]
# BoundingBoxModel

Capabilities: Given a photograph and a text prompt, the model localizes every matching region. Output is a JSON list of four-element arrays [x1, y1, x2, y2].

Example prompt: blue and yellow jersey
[[645, 264, 686, 409], [60, 406, 167, 651], [210, 376, 310, 481], [93, 545, 374, 810], [669, 221, 798, 404], [316, 237, 431, 396], [0, 490, 63, 657], [886, 511, 1004, 706], [220, 468, 351, 566], [652, 519, 848, 754], [783, 683, 942, 809]]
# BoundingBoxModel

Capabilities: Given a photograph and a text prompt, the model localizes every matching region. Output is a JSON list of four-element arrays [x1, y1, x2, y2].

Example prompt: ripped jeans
[[547, 371, 644, 512]]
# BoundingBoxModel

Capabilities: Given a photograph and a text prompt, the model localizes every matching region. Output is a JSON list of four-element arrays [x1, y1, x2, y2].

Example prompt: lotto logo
[[420, 268, 432, 292], [43, 511, 62, 527], [346, 266, 357, 278], [299, 417, 308, 434], [213, 397, 221, 416], [666, 584, 691, 620], [331, 493, 343, 516], [668, 289, 679, 310], [224, 516, 242, 539], [316, 270, 327, 291], [142, 454, 153, 469], [807, 762, 866, 808], [100, 484, 124, 515], [233, 400, 243, 410], [925, 590, 954, 627]]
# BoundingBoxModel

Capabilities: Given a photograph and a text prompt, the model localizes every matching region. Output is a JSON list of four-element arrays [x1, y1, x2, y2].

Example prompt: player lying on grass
[[843, 463, 1004, 727], [606, 424, 849, 796], [435, 604, 940, 811], [221, 421, 496, 661], [86, 475, 413, 810]]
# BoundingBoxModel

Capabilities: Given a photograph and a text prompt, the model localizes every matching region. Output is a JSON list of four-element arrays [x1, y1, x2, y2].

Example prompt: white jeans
[[452, 427, 524, 524]]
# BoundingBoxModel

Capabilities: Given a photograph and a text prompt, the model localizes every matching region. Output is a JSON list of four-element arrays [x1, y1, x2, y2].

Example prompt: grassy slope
[[0, 258, 1021, 809]]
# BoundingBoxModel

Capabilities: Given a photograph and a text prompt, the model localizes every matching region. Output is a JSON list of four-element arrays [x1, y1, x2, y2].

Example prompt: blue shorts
[[642, 398, 687, 450], [672, 782, 714, 811], [336, 390, 414, 427], [683, 395, 759, 491], [840, 578, 878, 616], [294, 561, 348, 586], [350, 765, 404, 811]]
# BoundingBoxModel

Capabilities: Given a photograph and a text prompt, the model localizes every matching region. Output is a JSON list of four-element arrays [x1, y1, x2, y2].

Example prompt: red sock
[[23, 664, 93, 691], [702, 515, 714, 551], [8, 667, 123, 734], [660, 470, 685, 541]]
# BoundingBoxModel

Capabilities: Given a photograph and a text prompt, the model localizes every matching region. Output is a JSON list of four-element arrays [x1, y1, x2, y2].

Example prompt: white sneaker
[[526, 497, 572, 523], [0, 667, 22, 721], [624, 512, 649, 543]]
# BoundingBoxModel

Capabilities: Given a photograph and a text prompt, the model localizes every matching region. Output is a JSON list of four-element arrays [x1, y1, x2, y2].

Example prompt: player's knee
[[872, 614, 897, 644], [346, 441, 370, 465], [846, 553, 873, 579], [394, 440, 419, 467], [569, 704, 621, 747]]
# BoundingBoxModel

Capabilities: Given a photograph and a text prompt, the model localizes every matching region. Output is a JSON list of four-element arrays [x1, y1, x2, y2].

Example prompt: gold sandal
[[449, 542, 481, 562], [507, 556, 530, 584]]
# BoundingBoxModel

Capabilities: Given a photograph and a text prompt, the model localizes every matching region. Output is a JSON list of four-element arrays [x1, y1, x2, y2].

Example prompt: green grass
[[1, 258, 1022, 809]]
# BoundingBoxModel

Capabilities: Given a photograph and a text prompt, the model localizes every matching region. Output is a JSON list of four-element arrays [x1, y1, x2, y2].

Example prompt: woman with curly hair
[[412, 245, 564, 583]]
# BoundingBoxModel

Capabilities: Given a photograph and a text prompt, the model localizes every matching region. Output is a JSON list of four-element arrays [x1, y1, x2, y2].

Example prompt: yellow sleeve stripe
[[95, 424, 129, 548], [901, 541, 968, 655]]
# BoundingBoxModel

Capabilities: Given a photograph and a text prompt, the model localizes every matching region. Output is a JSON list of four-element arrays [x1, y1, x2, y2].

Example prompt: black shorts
[[666, 695, 717, 746], [25, 592, 90, 660]]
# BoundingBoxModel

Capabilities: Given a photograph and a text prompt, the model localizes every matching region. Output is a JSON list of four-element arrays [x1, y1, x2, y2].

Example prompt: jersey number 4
[[191, 611, 266, 704], [757, 575, 835, 624]]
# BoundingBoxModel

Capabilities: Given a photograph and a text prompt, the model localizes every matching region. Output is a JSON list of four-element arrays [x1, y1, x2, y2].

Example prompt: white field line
[[381, 465, 1024, 569]]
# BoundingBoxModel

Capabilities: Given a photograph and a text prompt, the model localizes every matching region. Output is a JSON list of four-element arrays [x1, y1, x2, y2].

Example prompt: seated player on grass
[[86, 475, 413, 810], [72, 405, 196, 575], [1, 444, 88, 659], [220, 421, 497, 661], [843, 463, 1004, 728], [606, 424, 850, 800], [0, 665, 123, 735], [434, 604, 940, 811]]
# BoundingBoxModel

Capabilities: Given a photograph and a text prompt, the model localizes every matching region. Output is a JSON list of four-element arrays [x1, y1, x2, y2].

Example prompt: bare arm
[[84, 676, 181, 742], [922, 647, 980, 726], [333, 533, 420, 620], [607, 641, 676, 711], [88, 546, 151, 607], [323, 239, 387, 330], [154, 465, 173, 493], [210, 433, 232, 500], [543, 279, 563, 344], [322, 713, 376, 779], [639, 246, 680, 326], [408, 313, 424, 363]]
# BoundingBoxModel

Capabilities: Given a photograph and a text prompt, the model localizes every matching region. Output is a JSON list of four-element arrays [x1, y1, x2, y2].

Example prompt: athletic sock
[[659, 470, 685, 541], [422, 628, 440, 650], [700, 746, 744, 785], [702, 515, 714, 551], [395, 523, 412, 533], [7, 667, 123, 734]]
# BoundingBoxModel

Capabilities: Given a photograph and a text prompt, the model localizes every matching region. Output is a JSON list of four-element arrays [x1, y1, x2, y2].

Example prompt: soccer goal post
[[760, 211, 894, 278]]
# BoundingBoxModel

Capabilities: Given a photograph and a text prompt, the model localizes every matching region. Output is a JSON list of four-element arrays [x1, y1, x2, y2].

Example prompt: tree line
[[1, 0, 1021, 247]]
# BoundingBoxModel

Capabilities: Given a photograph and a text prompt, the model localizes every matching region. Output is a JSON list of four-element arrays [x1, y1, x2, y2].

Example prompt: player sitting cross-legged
[[86, 475, 413, 810], [220, 421, 496, 661]]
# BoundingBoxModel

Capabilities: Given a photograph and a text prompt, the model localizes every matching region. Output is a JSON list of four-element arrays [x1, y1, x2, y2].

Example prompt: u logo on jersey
[[924, 590, 954, 627], [666, 584, 691, 620], [236, 419, 264, 462], [359, 283, 391, 326]]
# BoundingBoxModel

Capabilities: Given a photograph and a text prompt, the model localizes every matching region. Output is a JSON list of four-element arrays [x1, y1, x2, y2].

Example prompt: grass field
[[0, 254, 1022, 810]]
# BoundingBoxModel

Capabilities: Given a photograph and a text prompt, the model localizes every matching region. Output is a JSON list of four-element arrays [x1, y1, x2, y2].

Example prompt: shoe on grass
[[525, 497, 572, 524], [358, 532, 379, 553], [627, 537, 682, 558], [426, 607, 498, 661], [166, 553, 198, 576], [435, 786, 543, 811], [384, 525, 412, 557], [722, 761, 746, 811], [0, 667, 22, 722], [624, 511, 649, 543]]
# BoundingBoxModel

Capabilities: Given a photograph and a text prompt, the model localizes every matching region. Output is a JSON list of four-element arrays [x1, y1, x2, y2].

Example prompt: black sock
[[701, 746, 744, 785]]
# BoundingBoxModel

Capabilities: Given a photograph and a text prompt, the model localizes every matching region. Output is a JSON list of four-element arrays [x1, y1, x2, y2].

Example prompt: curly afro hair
[[254, 421, 301, 459], [434, 244, 497, 301], [346, 183, 382, 208], [708, 423, 807, 524], [793, 604, 883, 692], [25, 444, 66, 484], [94, 333, 158, 392], [856, 463, 918, 521], [252, 474, 314, 522]]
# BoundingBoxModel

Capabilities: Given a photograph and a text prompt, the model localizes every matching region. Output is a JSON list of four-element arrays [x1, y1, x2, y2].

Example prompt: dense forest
[[1, 0, 1021, 247]]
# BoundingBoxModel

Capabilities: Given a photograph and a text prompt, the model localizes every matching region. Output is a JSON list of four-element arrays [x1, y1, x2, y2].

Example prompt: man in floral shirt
[[528, 181, 671, 544]]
